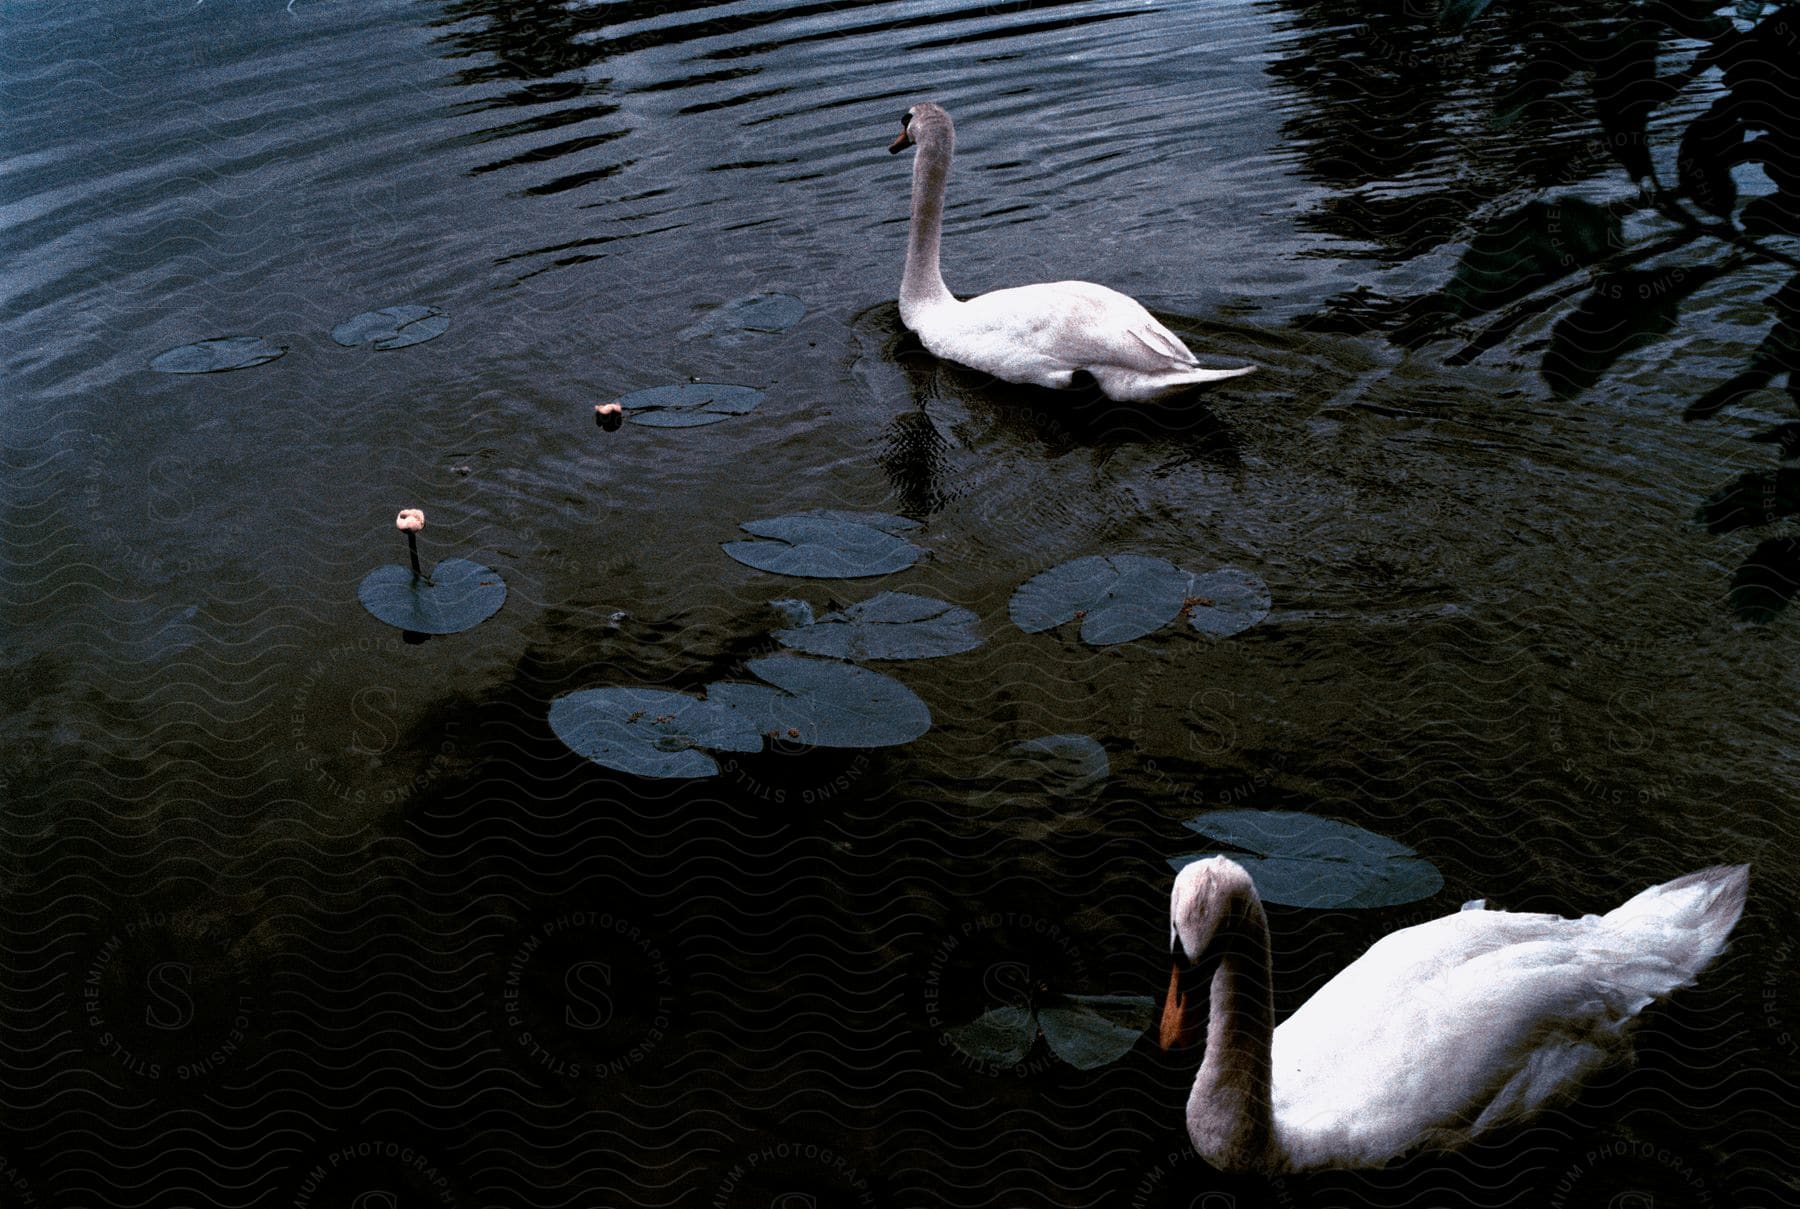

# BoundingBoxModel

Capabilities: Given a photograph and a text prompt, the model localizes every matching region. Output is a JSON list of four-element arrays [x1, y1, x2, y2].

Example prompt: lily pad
[[1169, 809, 1442, 909], [358, 557, 506, 634], [150, 336, 287, 374], [621, 382, 766, 429], [331, 304, 450, 350], [1183, 567, 1272, 638], [724, 511, 924, 579], [944, 1005, 1036, 1067], [682, 292, 805, 343], [1038, 995, 1155, 1070], [774, 591, 981, 660], [723, 654, 931, 748], [991, 734, 1109, 798], [945, 994, 1155, 1070], [1010, 554, 1190, 646], [548, 687, 765, 779]]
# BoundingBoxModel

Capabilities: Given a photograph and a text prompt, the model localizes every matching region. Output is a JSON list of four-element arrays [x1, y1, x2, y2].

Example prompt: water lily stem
[[407, 530, 423, 579]]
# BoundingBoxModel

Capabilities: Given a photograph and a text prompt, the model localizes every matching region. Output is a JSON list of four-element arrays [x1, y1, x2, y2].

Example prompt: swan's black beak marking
[[889, 111, 914, 154]]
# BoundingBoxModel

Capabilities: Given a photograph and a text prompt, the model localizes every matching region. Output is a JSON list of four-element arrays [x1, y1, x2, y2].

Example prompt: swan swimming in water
[[888, 102, 1256, 402], [1162, 856, 1748, 1172]]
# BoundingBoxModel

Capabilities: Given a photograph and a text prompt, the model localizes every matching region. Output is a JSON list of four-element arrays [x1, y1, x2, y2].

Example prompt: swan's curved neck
[[901, 130, 955, 318], [1189, 921, 1277, 1171]]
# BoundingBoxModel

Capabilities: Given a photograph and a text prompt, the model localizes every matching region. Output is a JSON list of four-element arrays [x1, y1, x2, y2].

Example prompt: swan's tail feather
[[1179, 365, 1257, 384], [1601, 864, 1748, 985]]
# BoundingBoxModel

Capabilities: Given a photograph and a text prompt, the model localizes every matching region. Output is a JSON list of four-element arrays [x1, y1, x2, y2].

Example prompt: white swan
[[1162, 856, 1749, 1172], [889, 103, 1256, 402]]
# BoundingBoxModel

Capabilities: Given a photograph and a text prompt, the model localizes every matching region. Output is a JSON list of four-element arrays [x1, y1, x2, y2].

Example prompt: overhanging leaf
[[621, 382, 765, 429], [1038, 995, 1155, 1070], [1009, 554, 1190, 646], [150, 336, 287, 374], [1542, 264, 1724, 398], [331, 304, 450, 350], [1183, 567, 1272, 638], [773, 591, 981, 660], [548, 687, 764, 779], [358, 557, 506, 635], [724, 511, 924, 579], [1170, 810, 1443, 909]]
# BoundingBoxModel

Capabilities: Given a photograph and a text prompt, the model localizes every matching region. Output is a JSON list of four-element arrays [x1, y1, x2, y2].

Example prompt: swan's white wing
[[1267, 911, 1668, 1170]]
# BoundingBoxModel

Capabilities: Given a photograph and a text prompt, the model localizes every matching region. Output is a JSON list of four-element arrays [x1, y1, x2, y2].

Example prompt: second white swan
[[1162, 856, 1748, 1172], [888, 103, 1256, 402]]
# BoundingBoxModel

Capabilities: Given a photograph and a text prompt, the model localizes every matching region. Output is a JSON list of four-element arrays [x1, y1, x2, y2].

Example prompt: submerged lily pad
[[946, 993, 1155, 1071], [1170, 810, 1442, 909], [773, 591, 980, 660], [1183, 567, 1272, 638], [548, 687, 765, 779], [1010, 554, 1190, 646], [358, 557, 506, 634], [150, 336, 287, 374], [682, 292, 805, 343], [331, 304, 450, 350], [724, 511, 924, 579], [998, 734, 1110, 797], [620, 382, 765, 428]]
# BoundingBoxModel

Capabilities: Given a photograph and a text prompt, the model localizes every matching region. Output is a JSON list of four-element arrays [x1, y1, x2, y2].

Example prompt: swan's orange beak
[[888, 127, 914, 154], [1160, 957, 1205, 1051]]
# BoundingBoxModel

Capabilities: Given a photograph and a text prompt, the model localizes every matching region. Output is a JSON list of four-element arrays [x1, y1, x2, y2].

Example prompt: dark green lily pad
[[622, 382, 766, 429], [547, 687, 765, 779], [1170, 809, 1442, 909], [358, 557, 506, 635], [1038, 995, 1155, 1070], [722, 654, 931, 747], [1010, 554, 1190, 646], [150, 336, 287, 374], [774, 591, 981, 660], [682, 292, 805, 343], [944, 1006, 1036, 1068], [724, 511, 924, 579], [1183, 567, 1272, 638], [994, 734, 1109, 798], [331, 304, 450, 350], [945, 993, 1155, 1070]]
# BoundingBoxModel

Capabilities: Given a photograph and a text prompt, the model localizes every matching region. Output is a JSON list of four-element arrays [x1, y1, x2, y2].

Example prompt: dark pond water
[[3, 0, 1797, 1204]]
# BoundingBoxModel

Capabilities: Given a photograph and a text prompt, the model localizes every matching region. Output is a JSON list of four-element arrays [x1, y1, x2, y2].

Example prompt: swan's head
[[888, 101, 954, 154], [1162, 857, 1264, 1050]]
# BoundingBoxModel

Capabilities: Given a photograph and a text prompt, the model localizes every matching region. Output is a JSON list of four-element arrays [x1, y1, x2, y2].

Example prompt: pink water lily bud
[[395, 508, 426, 532], [595, 401, 624, 431]]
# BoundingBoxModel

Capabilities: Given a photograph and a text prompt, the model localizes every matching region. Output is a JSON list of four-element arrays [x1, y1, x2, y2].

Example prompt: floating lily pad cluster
[[616, 383, 766, 429], [947, 993, 1155, 1071], [1010, 554, 1271, 646], [772, 590, 980, 660], [1169, 810, 1443, 909], [725, 511, 925, 578], [548, 654, 930, 779], [151, 301, 450, 373]]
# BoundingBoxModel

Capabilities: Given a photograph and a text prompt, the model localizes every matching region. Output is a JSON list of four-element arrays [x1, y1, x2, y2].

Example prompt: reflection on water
[[1, 0, 1795, 1206]]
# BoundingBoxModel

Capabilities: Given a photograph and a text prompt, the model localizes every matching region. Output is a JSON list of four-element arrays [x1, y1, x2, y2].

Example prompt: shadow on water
[[1271, 0, 1800, 619]]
